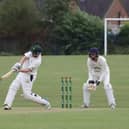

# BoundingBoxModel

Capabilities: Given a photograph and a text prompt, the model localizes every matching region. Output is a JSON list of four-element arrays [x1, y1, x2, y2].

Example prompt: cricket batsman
[[3, 44, 51, 110], [82, 48, 116, 109]]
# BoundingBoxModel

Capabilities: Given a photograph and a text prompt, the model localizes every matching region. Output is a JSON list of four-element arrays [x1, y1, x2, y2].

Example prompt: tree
[[40, 0, 71, 54], [42, 0, 69, 22], [62, 11, 103, 54], [107, 23, 129, 54], [117, 23, 129, 46], [0, 0, 41, 36], [43, 8, 103, 54]]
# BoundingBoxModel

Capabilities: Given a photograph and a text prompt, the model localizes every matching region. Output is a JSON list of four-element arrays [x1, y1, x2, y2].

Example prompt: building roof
[[122, 0, 129, 14], [78, 0, 129, 18]]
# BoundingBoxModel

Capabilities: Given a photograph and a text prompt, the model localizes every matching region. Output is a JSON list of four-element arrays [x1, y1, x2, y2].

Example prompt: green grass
[[0, 55, 129, 129], [0, 108, 129, 129]]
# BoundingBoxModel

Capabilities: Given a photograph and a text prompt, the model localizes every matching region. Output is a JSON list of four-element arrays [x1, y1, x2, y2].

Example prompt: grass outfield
[[0, 55, 129, 129], [0, 55, 129, 108], [0, 107, 129, 129]]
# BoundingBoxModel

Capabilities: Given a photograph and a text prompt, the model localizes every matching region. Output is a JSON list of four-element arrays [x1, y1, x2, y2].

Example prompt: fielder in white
[[4, 44, 51, 110], [82, 48, 116, 109]]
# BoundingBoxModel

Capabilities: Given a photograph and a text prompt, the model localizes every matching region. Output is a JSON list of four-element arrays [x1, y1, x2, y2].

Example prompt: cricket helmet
[[88, 48, 99, 57], [30, 44, 43, 55]]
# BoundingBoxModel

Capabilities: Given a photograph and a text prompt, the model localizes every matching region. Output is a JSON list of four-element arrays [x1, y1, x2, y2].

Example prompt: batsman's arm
[[19, 55, 28, 65], [19, 68, 32, 73]]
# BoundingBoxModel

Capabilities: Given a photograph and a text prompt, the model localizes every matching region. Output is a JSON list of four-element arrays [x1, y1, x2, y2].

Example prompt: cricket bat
[[0, 70, 15, 80]]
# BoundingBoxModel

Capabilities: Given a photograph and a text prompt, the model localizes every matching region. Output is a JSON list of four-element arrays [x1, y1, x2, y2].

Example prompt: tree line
[[0, 0, 128, 55]]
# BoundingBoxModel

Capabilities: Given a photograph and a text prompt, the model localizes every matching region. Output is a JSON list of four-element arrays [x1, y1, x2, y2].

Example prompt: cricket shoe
[[81, 104, 89, 108], [43, 98, 51, 110], [110, 104, 115, 110], [3, 104, 12, 110], [45, 103, 51, 110]]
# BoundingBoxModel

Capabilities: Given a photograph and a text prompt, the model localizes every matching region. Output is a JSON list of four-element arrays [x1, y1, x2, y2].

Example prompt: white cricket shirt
[[22, 51, 42, 76], [87, 56, 110, 81]]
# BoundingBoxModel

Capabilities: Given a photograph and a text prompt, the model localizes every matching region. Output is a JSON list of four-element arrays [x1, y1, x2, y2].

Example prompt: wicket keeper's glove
[[96, 80, 100, 86], [88, 80, 94, 84], [87, 80, 96, 91]]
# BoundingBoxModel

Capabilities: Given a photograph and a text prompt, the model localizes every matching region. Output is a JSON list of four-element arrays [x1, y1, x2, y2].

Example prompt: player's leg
[[82, 81, 91, 107], [21, 77, 51, 109], [24, 92, 51, 109], [103, 75, 116, 109], [4, 78, 21, 110]]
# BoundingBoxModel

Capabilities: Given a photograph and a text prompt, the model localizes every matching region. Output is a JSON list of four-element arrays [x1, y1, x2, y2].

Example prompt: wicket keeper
[[3, 44, 51, 110], [82, 48, 116, 109]]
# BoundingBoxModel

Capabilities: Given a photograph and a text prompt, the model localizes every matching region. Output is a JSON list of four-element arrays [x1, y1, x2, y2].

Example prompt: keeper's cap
[[88, 48, 99, 57]]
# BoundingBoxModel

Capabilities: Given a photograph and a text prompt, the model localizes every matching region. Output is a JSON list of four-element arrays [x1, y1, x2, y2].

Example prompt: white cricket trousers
[[4, 73, 50, 107], [83, 73, 116, 107]]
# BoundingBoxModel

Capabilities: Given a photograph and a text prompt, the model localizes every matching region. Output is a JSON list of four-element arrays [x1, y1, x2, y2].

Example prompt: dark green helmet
[[30, 44, 43, 55]]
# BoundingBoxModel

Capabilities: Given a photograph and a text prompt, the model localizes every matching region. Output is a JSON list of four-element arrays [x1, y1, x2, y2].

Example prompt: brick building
[[78, 0, 129, 18], [77, 0, 129, 34]]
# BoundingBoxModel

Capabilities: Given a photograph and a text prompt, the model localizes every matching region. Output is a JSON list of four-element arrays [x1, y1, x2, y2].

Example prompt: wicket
[[61, 77, 72, 108]]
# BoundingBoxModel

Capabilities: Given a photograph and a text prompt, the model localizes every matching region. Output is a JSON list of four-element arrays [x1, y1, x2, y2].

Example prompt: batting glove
[[11, 62, 21, 72], [14, 62, 22, 69]]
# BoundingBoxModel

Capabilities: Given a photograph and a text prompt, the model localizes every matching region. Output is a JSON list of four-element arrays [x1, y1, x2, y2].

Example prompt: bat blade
[[0, 70, 15, 80]]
